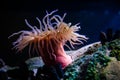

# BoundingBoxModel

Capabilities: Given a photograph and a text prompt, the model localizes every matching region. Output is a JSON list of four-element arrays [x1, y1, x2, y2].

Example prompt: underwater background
[[1, 0, 120, 65]]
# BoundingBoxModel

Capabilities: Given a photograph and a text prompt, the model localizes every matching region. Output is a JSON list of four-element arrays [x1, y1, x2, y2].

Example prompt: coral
[[108, 39, 120, 61], [99, 28, 120, 45], [99, 32, 107, 45], [79, 51, 111, 80]]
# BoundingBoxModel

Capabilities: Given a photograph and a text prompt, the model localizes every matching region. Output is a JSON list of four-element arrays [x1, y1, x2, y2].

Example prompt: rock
[[102, 60, 120, 80]]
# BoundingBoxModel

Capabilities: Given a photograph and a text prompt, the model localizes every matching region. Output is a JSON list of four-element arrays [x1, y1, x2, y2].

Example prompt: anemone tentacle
[[9, 10, 88, 55]]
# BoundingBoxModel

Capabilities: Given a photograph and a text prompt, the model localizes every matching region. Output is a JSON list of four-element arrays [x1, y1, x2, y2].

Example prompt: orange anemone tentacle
[[9, 10, 88, 69]]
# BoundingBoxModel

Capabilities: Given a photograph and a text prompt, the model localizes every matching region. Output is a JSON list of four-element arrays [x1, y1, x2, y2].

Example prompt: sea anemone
[[9, 10, 88, 69]]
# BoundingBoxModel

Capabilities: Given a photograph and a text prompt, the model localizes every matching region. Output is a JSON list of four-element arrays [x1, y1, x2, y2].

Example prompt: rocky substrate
[[64, 39, 120, 80], [102, 58, 120, 80]]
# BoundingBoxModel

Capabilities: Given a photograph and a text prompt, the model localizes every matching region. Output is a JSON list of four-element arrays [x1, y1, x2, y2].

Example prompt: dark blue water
[[1, 1, 120, 65]]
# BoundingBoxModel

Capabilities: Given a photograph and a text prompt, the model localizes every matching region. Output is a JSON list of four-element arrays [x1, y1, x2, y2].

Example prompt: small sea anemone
[[9, 10, 88, 68]]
